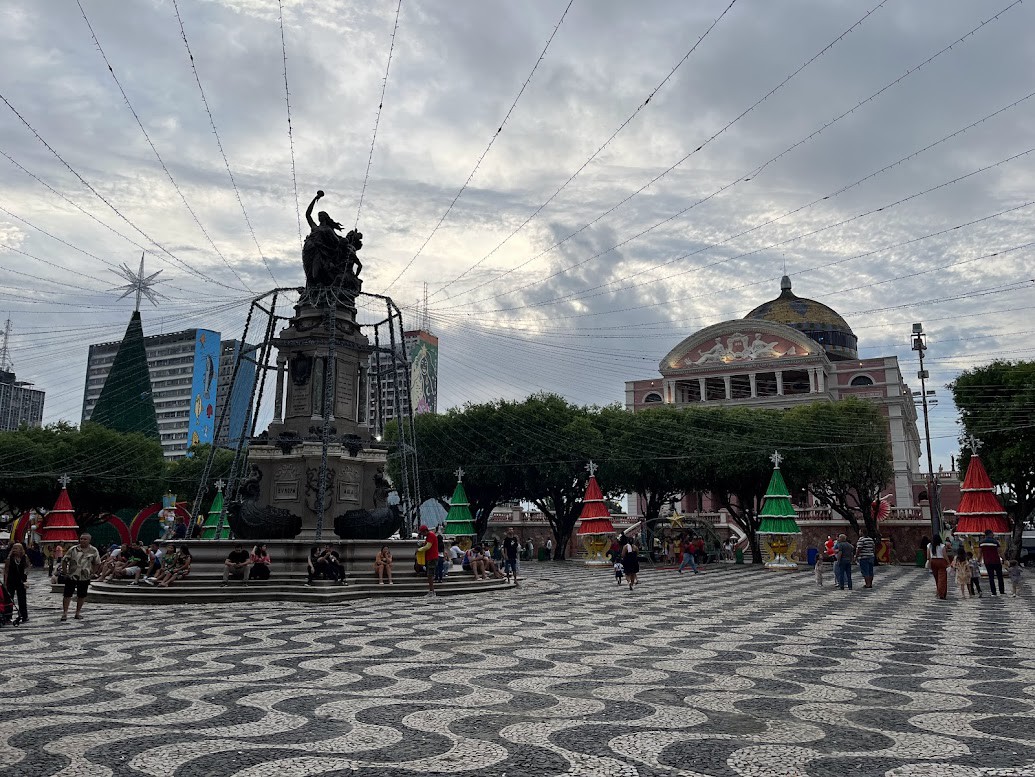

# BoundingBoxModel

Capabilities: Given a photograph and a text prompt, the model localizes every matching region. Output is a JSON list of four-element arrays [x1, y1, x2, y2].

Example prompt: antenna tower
[[0, 318, 12, 372]]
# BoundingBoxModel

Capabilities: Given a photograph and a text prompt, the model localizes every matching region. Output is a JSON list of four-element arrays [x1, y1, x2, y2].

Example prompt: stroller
[[0, 581, 17, 627]]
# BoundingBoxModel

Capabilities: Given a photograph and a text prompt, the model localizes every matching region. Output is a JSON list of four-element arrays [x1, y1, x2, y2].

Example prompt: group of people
[[608, 533, 641, 590], [926, 529, 1022, 600], [815, 531, 877, 590], [2, 533, 107, 623], [409, 525, 521, 598]]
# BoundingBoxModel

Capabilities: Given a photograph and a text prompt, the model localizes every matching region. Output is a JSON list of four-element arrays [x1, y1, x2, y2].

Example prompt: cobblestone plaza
[[2, 563, 1035, 776]]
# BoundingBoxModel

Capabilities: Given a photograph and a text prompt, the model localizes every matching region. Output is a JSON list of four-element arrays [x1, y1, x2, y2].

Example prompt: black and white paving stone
[[2, 563, 1035, 776]]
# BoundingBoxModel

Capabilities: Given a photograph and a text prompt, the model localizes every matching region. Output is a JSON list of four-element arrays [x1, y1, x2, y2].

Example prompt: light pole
[[911, 323, 941, 539]]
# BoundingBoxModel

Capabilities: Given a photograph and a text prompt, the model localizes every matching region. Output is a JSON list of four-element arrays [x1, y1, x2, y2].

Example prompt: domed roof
[[744, 276, 858, 360]]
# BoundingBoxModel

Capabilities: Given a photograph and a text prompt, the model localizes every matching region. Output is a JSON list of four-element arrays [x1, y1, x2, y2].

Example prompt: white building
[[0, 370, 44, 431]]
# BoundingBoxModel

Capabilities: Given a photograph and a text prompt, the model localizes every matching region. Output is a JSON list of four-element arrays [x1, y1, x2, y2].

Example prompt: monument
[[227, 191, 401, 542]]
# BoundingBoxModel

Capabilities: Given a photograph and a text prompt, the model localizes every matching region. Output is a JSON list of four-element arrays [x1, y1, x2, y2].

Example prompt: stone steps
[[51, 574, 512, 605]]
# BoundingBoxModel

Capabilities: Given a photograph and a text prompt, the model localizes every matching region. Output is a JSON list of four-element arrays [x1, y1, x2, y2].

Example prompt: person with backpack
[[834, 533, 855, 591]]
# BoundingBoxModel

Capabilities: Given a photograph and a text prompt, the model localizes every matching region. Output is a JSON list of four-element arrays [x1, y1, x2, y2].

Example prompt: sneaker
[[424, 591, 436, 598], [143, 578, 156, 585], [220, 584, 228, 588], [129, 581, 139, 586]]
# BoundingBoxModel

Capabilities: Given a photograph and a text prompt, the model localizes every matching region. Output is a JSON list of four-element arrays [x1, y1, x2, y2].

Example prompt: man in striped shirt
[[857, 530, 877, 589]]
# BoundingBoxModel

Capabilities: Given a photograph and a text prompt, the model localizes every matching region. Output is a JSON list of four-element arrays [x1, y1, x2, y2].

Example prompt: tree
[[787, 399, 894, 539], [950, 361, 1035, 558], [166, 444, 237, 509], [0, 422, 165, 527], [387, 404, 522, 538], [600, 405, 698, 528], [508, 394, 603, 560]]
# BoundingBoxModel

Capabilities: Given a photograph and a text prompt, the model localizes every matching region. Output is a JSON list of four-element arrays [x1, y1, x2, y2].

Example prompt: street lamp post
[[912, 323, 941, 539]]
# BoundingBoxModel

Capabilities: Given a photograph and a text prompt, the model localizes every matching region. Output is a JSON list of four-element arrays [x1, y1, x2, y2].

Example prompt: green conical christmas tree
[[90, 311, 160, 440], [199, 482, 230, 540], [443, 468, 476, 536], [757, 451, 801, 535]]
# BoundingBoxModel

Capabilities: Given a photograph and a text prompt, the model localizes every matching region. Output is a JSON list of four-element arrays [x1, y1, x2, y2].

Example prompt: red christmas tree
[[576, 462, 614, 536], [40, 476, 80, 544], [955, 442, 1010, 535]]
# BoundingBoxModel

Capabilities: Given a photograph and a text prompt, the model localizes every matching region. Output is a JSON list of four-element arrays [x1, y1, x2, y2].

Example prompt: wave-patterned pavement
[[2, 563, 1035, 776]]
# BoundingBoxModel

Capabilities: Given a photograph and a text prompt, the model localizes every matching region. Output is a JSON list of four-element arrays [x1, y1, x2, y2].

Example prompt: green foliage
[[164, 444, 237, 509], [380, 394, 904, 562], [786, 399, 894, 538], [0, 422, 165, 524], [950, 360, 1035, 557]]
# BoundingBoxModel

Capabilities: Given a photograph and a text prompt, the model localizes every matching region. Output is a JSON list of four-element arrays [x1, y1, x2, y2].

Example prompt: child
[[613, 560, 624, 585], [966, 552, 982, 598], [814, 554, 824, 587], [951, 549, 972, 599], [1008, 561, 1023, 597]]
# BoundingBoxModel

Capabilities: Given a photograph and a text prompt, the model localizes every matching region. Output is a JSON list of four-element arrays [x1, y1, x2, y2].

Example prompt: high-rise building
[[83, 328, 221, 458], [214, 339, 258, 449], [368, 329, 438, 433], [0, 370, 44, 431]]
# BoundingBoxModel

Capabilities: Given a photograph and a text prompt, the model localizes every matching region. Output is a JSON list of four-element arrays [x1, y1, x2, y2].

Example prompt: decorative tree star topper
[[770, 450, 783, 468], [454, 467, 465, 482], [59, 474, 71, 488], [214, 479, 225, 492], [966, 435, 983, 455], [585, 460, 598, 476], [110, 252, 165, 311]]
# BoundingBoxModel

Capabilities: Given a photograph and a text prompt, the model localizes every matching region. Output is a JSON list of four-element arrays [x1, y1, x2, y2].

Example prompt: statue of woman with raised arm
[[302, 190, 344, 287]]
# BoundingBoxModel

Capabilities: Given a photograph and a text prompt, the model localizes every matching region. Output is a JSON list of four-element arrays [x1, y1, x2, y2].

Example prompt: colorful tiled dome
[[744, 276, 858, 360]]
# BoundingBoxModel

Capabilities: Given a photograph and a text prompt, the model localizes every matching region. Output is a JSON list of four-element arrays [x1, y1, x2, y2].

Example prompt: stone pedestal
[[228, 293, 401, 541]]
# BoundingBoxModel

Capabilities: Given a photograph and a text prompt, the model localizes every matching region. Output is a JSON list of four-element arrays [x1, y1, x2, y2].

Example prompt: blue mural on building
[[187, 330, 220, 452]]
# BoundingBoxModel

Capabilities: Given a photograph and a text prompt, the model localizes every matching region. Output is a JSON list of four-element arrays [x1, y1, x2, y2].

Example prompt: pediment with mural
[[660, 320, 822, 375]]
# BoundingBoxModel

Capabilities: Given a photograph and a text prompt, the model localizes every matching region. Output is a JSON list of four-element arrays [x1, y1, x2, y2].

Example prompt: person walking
[[951, 548, 972, 599], [1008, 561, 1023, 597], [856, 530, 876, 589], [966, 552, 983, 598], [60, 533, 101, 621], [502, 527, 520, 586], [418, 527, 438, 597], [622, 538, 640, 590], [834, 533, 855, 591], [979, 530, 1006, 596], [677, 536, 698, 575], [927, 535, 949, 600], [3, 542, 29, 624]]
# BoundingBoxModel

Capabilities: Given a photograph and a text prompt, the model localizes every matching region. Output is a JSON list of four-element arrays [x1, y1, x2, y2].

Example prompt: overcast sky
[[1, 0, 1033, 471]]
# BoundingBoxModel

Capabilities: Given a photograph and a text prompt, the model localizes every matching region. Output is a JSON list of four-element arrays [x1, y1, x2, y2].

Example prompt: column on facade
[[722, 375, 732, 400], [748, 372, 757, 398], [697, 377, 707, 402], [775, 370, 784, 396], [809, 369, 816, 393], [273, 355, 286, 422], [815, 368, 825, 393]]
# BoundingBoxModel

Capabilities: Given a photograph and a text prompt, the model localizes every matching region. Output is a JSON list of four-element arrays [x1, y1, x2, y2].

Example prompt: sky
[[1, 0, 1033, 472]]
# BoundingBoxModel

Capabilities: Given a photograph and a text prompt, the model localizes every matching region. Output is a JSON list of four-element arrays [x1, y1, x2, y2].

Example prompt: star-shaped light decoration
[[966, 435, 983, 455], [110, 252, 165, 311], [770, 450, 783, 468]]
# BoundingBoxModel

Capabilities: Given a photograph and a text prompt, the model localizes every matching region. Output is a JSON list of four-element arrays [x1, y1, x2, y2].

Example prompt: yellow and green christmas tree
[[443, 468, 476, 537]]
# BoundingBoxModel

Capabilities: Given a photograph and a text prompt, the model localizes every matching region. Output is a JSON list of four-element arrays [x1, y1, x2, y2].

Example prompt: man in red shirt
[[979, 529, 1006, 596], [418, 526, 439, 598]]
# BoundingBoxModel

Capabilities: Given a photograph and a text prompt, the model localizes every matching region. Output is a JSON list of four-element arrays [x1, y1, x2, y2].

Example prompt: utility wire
[[356, 0, 403, 229], [171, 0, 278, 286], [383, 0, 576, 293], [441, 0, 1021, 307], [0, 94, 242, 291], [277, 0, 302, 249], [76, 0, 254, 293], [428, 0, 744, 301]]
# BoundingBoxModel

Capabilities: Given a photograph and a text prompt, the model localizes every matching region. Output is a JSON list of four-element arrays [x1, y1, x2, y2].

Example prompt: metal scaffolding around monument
[[189, 286, 421, 539]]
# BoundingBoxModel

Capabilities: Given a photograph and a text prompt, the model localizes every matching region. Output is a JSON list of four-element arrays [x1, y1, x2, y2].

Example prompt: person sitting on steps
[[222, 542, 252, 587]]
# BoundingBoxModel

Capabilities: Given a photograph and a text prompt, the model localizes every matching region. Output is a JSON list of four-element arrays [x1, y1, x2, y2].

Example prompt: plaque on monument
[[287, 381, 313, 417], [274, 480, 299, 501], [334, 357, 355, 420], [337, 479, 360, 503]]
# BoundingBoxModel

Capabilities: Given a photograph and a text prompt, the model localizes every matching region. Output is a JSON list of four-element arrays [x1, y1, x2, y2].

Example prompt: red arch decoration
[[129, 502, 193, 543]]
